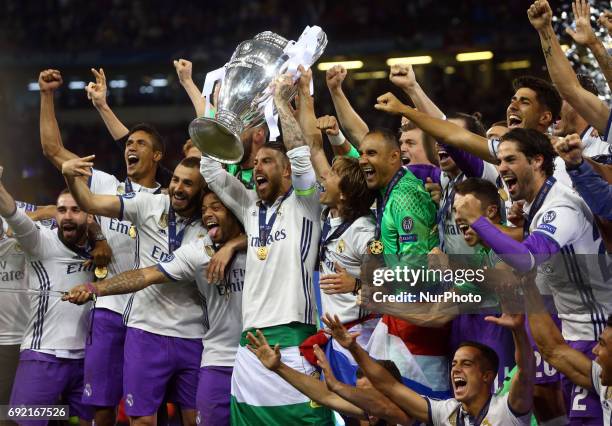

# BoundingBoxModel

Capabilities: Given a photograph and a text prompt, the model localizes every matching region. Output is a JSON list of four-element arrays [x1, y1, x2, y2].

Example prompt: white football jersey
[[158, 238, 245, 367], [525, 181, 610, 341], [591, 361, 612, 424], [200, 150, 321, 330], [4, 210, 94, 356], [88, 169, 161, 314], [0, 236, 29, 345], [427, 393, 531, 425], [319, 211, 374, 324], [439, 161, 498, 255], [119, 192, 206, 338]]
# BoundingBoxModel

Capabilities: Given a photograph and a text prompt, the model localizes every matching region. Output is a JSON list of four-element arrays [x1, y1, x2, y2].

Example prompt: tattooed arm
[[63, 266, 167, 304], [273, 74, 308, 151], [528, 0, 610, 134]]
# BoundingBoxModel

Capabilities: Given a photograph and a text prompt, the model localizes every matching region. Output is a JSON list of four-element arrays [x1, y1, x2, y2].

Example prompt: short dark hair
[[261, 140, 287, 156], [128, 123, 165, 156], [365, 128, 400, 149], [456, 341, 499, 375], [454, 178, 501, 217], [58, 188, 71, 196], [448, 112, 486, 137], [490, 120, 508, 129], [356, 359, 402, 383], [178, 156, 201, 169], [333, 156, 376, 222], [577, 74, 599, 96], [512, 76, 562, 121], [500, 128, 556, 177]]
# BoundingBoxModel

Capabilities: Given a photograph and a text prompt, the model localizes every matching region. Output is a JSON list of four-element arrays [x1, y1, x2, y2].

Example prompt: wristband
[[328, 130, 346, 146], [84, 282, 99, 299]]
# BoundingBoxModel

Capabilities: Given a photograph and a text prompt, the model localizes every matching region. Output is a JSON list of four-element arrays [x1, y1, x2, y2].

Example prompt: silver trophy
[[189, 27, 327, 164]]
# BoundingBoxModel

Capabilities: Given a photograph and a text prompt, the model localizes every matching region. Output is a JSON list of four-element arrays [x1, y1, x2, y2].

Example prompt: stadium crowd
[[0, 0, 611, 425]]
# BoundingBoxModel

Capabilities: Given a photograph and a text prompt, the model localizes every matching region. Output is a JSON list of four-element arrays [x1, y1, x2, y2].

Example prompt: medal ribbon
[[374, 168, 406, 240], [436, 172, 464, 225], [258, 187, 293, 249], [522, 176, 556, 239], [318, 210, 353, 266], [168, 206, 198, 254], [124, 178, 162, 195], [456, 395, 492, 426]]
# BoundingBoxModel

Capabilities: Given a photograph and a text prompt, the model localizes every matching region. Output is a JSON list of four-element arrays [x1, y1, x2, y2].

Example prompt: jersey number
[[571, 386, 589, 411], [534, 351, 557, 377]]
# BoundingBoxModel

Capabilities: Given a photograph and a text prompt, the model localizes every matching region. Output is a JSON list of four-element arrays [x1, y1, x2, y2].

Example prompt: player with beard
[[61, 156, 207, 426], [324, 313, 534, 425], [64, 189, 246, 426], [200, 74, 331, 424], [38, 68, 164, 426], [455, 128, 610, 425], [226, 124, 269, 189], [0, 169, 95, 425]]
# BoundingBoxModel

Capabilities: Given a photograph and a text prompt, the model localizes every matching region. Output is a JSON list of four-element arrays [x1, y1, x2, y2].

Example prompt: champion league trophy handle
[[189, 26, 327, 164]]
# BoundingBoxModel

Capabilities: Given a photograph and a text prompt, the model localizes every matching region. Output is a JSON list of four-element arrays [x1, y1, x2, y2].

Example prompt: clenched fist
[[326, 65, 347, 92], [38, 69, 63, 92], [316, 115, 340, 136], [174, 59, 193, 84]]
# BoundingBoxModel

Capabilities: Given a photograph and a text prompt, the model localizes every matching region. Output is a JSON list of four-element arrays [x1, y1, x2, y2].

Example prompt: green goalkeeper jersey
[[226, 164, 255, 189], [379, 169, 438, 256]]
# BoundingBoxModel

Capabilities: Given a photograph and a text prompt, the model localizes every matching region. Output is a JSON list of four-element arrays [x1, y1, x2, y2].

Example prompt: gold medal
[[94, 266, 108, 280], [498, 187, 509, 202], [256, 246, 268, 260], [368, 240, 384, 255], [129, 226, 137, 239], [204, 245, 215, 258], [116, 185, 125, 195]]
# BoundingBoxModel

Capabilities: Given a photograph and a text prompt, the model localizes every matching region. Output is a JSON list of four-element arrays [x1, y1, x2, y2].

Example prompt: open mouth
[[507, 114, 522, 128], [62, 222, 77, 238], [502, 175, 518, 194], [206, 220, 220, 239], [458, 223, 470, 236], [362, 166, 375, 180], [401, 155, 410, 165], [172, 192, 188, 208], [255, 175, 268, 190], [453, 376, 467, 393], [127, 153, 140, 166]]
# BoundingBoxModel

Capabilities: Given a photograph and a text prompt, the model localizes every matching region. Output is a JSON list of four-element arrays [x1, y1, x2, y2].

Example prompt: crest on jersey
[[204, 245, 215, 258], [542, 210, 556, 224], [159, 213, 168, 228], [126, 394, 134, 407], [84, 383, 92, 397], [401, 216, 414, 232], [337, 239, 345, 253], [116, 184, 125, 195], [606, 386, 612, 401]]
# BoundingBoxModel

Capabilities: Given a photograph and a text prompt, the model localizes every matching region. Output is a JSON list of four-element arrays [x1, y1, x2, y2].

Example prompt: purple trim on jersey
[[406, 164, 441, 184], [117, 196, 125, 221], [156, 264, 178, 282], [442, 143, 484, 178], [471, 217, 560, 272], [567, 160, 612, 220]]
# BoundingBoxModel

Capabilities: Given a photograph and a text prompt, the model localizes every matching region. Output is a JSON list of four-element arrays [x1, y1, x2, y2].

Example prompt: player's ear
[[485, 204, 498, 220], [153, 150, 163, 163]]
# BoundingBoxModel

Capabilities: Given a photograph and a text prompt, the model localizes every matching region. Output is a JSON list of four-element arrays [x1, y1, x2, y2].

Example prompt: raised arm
[[174, 59, 206, 118], [326, 65, 369, 147], [314, 345, 413, 425], [524, 281, 593, 389], [274, 73, 308, 151], [61, 156, 122, 218], [63, 265, 167, 305], [38, 70, 78, 170], [484, 314, 534, 415], [245, 330, 367, 419], [389, 64, 445, 119], [566, 0, 612, 90], [85, 68, 130, 141], [322, 314, 430, 423], [528, 0, 610, 134], [375, 92, 494, 163]]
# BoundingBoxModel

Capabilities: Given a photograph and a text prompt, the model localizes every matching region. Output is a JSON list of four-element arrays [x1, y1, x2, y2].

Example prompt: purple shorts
[[196, 366, 232, 426], [563, 340, 602, 423], [9, 350, 93, 425], [526, 315, 562, 384], [123, 327, 202, 417], [83, 308, 126, 407]]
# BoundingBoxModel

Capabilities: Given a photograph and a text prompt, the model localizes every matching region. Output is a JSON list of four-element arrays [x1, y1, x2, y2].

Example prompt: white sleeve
[[591, 362, 603, 397], [348, 217, 375, 257], [200, 156, 256, 224], [488, 138, 500, 160], [531, 204, 587, 248], [88, 168, 118, 195], [3, 209, 47, 257], [157, 241, 206, 282], [480, 161, 500, 184], [118, 192, 154, 225], [286, 146, 321, 217], [426, 398, 458, 425]]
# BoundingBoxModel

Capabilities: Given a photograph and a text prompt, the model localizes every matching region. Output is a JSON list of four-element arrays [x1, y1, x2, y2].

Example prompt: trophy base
[[188, 116, 244, 164]]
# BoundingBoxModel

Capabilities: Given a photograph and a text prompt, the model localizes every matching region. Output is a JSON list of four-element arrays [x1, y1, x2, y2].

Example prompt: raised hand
[[321, 313, 359, 349], [296, 64, 312, 95], [326, 65, 347, 92], [552, 133, 584, 167], [374, 92, 408, 116], [61, 155, 95, 178], [272, 73, 295, 105], [507, 200, 526, 228], [599, 10, 612, 36], [246, 330, 281, 371], [453, 193, 483, 225], [389, 64, 417, 91], [313, 344, 340, 391], [484, 313, 525, 331], [316, 115, 340, 136], [566, 0, 597, 46], [174, 59, 193, 84], [527, 0, 553, 31], [85, 68, 108, 108], [38, 69, 63, 92], [319, 262, 357, 295]]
